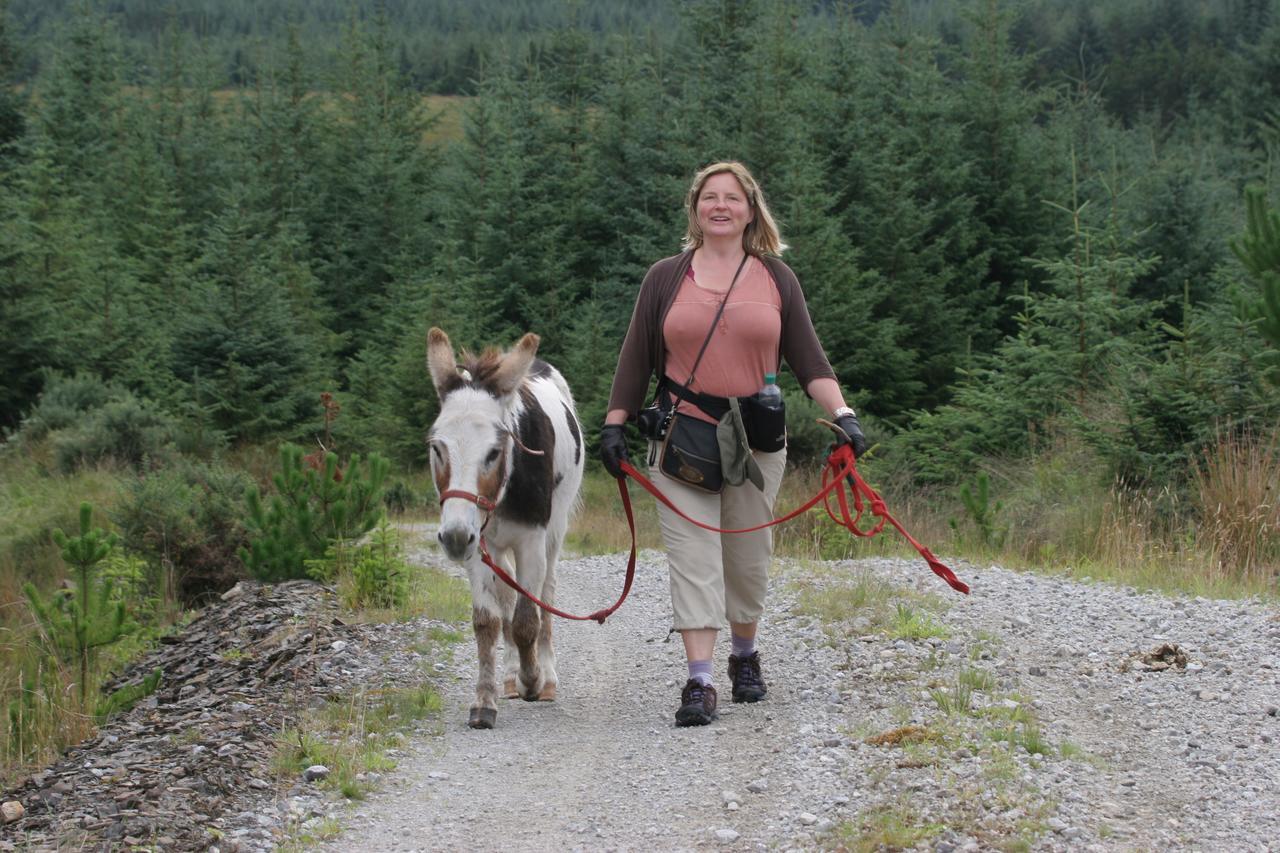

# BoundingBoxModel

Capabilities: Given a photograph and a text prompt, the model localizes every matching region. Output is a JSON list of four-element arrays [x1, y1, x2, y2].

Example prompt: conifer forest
[[1, 0, 1278, 597]]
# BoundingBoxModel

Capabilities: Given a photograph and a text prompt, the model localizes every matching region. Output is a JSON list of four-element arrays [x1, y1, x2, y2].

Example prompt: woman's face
[[696, 172, 754, 243]]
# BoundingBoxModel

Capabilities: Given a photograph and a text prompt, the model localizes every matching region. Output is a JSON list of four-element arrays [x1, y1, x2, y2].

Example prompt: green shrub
[[381, 479, 420, 515], [16, 372, 115, 441], [111, 459, 252, 604], [241, 444, 390, 582], [51, 394, 176, 472]]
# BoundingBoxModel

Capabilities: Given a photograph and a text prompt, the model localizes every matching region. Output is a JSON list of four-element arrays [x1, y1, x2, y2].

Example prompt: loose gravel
[[313, 548, 1279, 852]]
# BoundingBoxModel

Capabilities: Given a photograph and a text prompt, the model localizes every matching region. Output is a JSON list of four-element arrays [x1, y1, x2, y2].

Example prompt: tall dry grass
[[1191, 430, 1280, 587]]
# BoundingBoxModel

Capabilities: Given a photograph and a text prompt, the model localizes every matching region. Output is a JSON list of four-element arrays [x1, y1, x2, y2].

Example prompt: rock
[[1047, 817, 1069, 833], [714, 828, 740, 843], [303, 765, 330, 782], [747, 778, 769, 793], [798, 812, 818, 825], [721, 790, 740, 805], [2, 800, 24, 823]]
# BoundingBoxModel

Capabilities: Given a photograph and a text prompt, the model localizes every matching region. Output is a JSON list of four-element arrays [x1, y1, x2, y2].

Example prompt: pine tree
[[1231, 186, 1280, 373], [240, 444, 390, 582], [170, 187, 324, 442], [309, 4, 439, 361], [816, 10, 993, 415], [951, 0, 1057, 336], [0, 0, 26, 160], [23, 503, 130, 706]]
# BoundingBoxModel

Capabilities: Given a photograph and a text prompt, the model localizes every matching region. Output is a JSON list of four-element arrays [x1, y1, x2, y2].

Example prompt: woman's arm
[[805, 377, 848, 416]]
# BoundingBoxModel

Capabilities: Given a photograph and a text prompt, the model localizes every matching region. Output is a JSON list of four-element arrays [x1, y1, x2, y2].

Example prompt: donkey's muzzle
[[438, 526, 477, 561]]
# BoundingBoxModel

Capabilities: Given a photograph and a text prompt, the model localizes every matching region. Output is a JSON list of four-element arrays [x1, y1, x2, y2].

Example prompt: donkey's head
[[426, 327, 540, 562]]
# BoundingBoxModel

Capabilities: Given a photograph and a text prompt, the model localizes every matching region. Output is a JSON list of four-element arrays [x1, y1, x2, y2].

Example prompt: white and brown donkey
[[426, 328, 584, 729]]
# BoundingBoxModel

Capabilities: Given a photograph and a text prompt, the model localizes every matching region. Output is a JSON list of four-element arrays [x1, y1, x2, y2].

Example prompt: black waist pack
[[663, 379, 788, 455], [659, 412, 723, 494]]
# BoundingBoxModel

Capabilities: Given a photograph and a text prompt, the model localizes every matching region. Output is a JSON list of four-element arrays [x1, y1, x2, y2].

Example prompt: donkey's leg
[[467, 560, 504, 729], [495, 548, 521, 699], [536, 530, 563, 701], [469, 604, 501, 729], [510, 533, 550, 701], [501, 618, 520, 699]]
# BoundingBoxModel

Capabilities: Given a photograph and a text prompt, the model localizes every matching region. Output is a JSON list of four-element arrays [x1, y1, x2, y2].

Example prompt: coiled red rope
[[471, 443, 967, 624]]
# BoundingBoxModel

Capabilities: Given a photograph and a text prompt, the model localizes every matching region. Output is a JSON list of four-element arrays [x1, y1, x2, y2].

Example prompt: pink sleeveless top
[[662, 256, 782, 424]]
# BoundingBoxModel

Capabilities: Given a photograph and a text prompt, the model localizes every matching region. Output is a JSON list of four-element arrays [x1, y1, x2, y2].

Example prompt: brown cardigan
[[606, 251, 837, 417]]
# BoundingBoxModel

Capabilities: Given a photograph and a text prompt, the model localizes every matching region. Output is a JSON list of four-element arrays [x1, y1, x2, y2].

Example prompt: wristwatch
[[832, 406, 857, 419]]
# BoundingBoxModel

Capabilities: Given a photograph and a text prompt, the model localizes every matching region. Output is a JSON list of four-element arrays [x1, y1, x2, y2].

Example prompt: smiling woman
[[598, 160, 870, 727]]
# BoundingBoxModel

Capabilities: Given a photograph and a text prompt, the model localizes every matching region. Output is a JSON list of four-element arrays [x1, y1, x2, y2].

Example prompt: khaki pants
[[649, 444, 788, 630]]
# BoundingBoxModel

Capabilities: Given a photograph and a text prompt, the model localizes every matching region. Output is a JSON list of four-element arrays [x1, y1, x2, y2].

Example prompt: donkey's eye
[[430, 443, 444, 462], [484, 447, 501, 466]]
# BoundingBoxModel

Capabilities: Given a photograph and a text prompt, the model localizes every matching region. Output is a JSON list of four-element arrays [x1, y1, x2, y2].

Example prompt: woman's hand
[[834, 412, 868, 459], [600, 424, 630, 478]]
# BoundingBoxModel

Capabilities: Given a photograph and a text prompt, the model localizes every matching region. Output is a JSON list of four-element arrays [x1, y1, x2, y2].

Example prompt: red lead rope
[[619, 445, 969, 595], [472, 478, 641, 623], [471, 444, 966, 625]]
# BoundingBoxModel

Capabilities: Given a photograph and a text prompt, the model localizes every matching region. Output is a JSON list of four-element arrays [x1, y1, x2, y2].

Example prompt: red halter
[[437, 489, 497, 513]]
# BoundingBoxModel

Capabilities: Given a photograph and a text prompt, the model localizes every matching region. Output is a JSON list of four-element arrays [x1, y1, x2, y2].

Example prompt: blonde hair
[[681, 161, 787, 256]]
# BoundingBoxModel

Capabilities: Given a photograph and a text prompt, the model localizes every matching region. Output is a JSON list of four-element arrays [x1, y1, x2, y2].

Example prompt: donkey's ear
[[492, 332, 540, 398], [426, 327, 459, 397]]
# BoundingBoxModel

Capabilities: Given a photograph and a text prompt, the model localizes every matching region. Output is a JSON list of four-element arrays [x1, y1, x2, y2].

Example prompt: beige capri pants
[[648, 444, 788, 630]]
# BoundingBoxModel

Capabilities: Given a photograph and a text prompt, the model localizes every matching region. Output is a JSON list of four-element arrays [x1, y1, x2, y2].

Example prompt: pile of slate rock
[[1, 579, 437, 851]]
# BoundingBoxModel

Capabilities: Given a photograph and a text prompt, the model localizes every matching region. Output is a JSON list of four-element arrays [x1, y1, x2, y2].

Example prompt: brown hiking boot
[[675, 679, 718, 726], [728, 651, 767, 703]]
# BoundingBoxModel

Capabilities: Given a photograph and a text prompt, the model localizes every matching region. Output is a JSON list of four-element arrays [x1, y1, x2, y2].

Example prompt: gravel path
[[317, 546, 1279, 852]]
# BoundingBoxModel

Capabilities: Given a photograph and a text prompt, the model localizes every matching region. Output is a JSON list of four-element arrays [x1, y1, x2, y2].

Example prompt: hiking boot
[[728, 651, 767, 703], [675, 679, 718, 726]]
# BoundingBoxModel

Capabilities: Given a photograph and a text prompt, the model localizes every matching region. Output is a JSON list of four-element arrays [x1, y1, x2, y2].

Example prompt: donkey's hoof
[[537, 683, 557, 702], [503, 678, 520, 699], [518, 672, 543, 702], [468, 707, 497, 729]]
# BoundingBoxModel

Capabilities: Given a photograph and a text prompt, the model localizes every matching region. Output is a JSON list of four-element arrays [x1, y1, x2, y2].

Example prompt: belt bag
[[659, 413, 724, 494], [663, 380, 787, 454]]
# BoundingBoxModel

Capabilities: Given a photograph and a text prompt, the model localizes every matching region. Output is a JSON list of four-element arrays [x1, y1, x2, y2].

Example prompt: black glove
[[600, 424, 630, 478], [834, 413, 868, 459]]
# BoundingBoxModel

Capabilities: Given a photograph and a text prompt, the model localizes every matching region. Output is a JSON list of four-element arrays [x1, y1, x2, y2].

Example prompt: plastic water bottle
[[758, 372, 783, 410]]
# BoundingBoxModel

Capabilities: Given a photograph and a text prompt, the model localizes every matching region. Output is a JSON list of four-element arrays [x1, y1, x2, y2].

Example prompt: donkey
[[425, 328, 584, 729]]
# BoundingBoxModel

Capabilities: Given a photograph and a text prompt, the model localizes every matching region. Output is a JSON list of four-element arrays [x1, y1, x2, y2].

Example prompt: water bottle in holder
[[746, 372, 786, 452], [758, 372, 783, 410]]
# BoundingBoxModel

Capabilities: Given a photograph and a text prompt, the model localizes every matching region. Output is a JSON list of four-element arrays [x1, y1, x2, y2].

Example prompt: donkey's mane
[[443, 347, 507, 396]]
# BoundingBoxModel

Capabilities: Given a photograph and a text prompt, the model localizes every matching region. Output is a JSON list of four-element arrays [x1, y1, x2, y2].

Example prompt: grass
[[833, 801, 945, 852], [888, 601, 949, 640], [564, 470, 662, 556], [957, 667, 997, 692], [320, 523, 471, 625], [272, 682, 444, 801]]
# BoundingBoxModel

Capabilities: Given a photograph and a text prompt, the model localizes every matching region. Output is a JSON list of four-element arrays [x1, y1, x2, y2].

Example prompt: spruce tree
[[0, 0, 25, 159], [816, 11, 992, 415], [1231, 186, 1280, 371], [309, 4, 439, 362], [170, 187, 324, 442]]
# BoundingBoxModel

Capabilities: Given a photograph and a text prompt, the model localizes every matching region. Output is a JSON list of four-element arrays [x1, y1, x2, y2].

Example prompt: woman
[[600, 161, 867, 727]]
